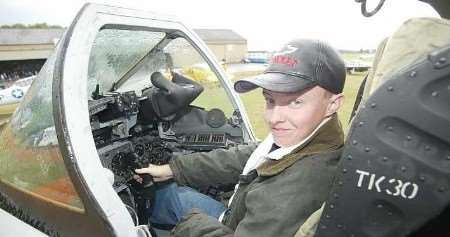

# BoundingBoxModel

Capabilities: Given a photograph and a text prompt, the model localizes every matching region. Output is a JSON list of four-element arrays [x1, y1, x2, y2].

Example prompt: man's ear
[[325, 93, 344, 117]]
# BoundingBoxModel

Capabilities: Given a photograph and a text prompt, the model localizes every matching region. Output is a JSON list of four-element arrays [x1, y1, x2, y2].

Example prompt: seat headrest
[[315, 44, 450, 236]]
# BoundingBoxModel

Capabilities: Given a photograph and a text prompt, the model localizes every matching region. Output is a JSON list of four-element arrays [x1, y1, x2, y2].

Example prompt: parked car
[[345, 59, 372, 74], [243, 51, 270, 64]]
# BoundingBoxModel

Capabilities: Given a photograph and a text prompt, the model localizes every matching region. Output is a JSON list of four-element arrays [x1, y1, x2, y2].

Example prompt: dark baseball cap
[[234, 39, 346, 94]]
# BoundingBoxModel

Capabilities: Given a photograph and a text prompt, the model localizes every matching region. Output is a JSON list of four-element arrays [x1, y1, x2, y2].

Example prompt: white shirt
[[218, 117, 331, 221]]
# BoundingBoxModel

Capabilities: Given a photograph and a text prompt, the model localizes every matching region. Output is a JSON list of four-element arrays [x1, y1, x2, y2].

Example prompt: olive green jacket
[[169, 115, 344, 237]]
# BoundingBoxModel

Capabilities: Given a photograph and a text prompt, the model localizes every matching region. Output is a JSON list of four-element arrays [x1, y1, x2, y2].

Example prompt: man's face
[[263, 86, 337, 147]]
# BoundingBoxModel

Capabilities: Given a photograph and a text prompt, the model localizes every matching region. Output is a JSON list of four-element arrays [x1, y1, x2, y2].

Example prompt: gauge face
[[207, 108, 226, 128]]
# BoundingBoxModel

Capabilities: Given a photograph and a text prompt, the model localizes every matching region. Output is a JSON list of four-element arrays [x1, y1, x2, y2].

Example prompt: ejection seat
[[298, 17, 450, 237]]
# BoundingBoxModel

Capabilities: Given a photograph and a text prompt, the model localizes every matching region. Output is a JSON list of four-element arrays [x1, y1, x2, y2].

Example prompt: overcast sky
[[0, 0, 439, 51]]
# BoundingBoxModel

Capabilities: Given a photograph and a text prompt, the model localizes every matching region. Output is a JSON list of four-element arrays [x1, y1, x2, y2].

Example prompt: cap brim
[[234, 72, 315, 93]]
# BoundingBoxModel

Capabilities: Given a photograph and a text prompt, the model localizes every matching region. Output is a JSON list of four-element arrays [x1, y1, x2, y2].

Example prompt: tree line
[[0, 23, 63, 29]]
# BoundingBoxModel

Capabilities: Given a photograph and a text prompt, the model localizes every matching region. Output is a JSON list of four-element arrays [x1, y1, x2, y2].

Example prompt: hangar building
[[0, 28, 247, 86]]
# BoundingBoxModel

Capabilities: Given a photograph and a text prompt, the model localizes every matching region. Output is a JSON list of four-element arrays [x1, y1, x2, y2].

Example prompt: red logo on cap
[[271, 55, 298, 67]]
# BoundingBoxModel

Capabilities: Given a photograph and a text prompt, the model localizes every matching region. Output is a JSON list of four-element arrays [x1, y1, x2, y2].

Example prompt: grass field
[[0, 103, 19, 127], [235, 71, 366, 139]]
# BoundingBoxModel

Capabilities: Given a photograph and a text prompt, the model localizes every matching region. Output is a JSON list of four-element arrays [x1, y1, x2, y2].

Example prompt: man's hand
[[135, 164, 174, 182]]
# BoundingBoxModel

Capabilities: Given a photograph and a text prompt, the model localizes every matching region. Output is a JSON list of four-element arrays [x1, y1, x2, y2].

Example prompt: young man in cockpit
[[135, 38, 346, 237]]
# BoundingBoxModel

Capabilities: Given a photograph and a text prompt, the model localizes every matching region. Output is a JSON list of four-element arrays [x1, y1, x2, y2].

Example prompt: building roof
[[0, 29, 66, 45], [0, 28, 246, 46], [193, 29, 246, 44]]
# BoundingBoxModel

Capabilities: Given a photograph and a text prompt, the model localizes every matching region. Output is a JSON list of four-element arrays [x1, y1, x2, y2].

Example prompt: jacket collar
[[256, 114, 344, 177]]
